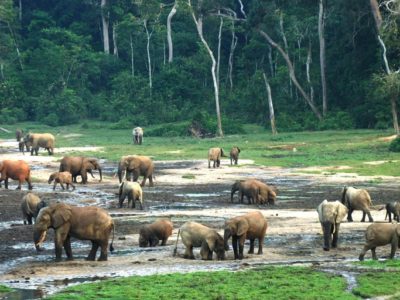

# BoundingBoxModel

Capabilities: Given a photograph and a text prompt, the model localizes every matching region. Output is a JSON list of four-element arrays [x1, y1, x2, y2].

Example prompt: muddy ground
[[0, 140, 399, 298]]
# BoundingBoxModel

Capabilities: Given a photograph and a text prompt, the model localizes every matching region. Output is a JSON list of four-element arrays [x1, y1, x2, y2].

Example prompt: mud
[[0, 139, 399, 298]]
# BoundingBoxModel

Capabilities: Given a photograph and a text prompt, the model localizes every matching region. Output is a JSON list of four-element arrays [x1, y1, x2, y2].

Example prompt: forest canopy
[[0, 0, 399, 134]]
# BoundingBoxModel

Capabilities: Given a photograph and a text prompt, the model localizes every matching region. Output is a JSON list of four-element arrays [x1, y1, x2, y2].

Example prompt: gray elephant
[[359, 223, 400, 261], [59, 156, 102, 184], [118, 181, 143, 209], [385, 202, 400, 222], [316, 200, 348, 251], [341, 186, 373, 222], [117, 155, 154, 186], [132, 127, 143, 145], [20, 193, 47, 225], [15, 129, 23, 142], [230, 147, 241, 165]]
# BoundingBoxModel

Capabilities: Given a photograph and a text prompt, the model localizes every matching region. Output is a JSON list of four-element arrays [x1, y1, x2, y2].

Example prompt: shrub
[[42, 113, 59, 126], [109, 118, 132, 130], [389, 137, 400, 152]]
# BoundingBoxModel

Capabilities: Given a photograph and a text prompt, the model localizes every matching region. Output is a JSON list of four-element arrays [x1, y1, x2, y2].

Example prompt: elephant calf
[[175, 221, 226, 260], [20, 193, 47, 225], [208, 147, 225, 168], [341, 186, 373, 222], [139, 219, 173, 247], [224, 211, 268, 260], [359, 223, 400, 261], [230, 147, 241, 165], [385, 202, 400, 223], [118, 181, 143, 209], [48, 171, 75, 191]]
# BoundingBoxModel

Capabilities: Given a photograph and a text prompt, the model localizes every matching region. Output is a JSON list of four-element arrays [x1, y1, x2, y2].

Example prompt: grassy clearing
[[1, 121, 399, 176], [353, 271, 400, 298], [48, 266, 356, 300]]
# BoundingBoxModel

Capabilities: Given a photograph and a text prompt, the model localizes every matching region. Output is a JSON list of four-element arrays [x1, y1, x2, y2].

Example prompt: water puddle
[[174, 193, 223, 198]]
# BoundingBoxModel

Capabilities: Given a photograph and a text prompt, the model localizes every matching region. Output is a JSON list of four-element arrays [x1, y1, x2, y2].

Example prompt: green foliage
[[389, 137, 400, 152], [0, 108, 26, 124]]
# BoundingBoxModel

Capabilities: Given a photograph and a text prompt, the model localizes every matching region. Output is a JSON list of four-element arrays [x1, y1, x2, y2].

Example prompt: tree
[[318, 0, 327, 116]]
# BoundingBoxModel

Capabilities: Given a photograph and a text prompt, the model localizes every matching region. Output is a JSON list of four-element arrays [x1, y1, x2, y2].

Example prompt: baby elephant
[[359, 223, 400, 261], [385, 202, 400, 222], [20, 193, 47, 225], [48, 171, 75, 191], [230, 147, 241, 165], [139, 219, 173, 247], [118, 181, 143, 209]]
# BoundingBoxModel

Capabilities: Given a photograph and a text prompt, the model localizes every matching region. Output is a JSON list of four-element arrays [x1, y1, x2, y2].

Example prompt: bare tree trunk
[[190, 10, 223, 137], [319, 0, 328, 116], [167, 1, 177, 63], [130, 34, 135, 77], [268, 45, 274, 77], [391, 94, 400, 135], [163, 40, 166, 65], [306, 40, 314, 104], [113, 23, 118, 57], [0, 63, 4, 80], [228, 18, 238, 89], [370, 0, 383, 29], [7, 23, 23, 70], [101, 0, 110, 54], [260, 29, 322, 120], [279, 14, 293, 99], [263, 72, 277, 135], [217, 16, 223, 87], [144, 20, 153, 92], [237, 0, 246, 18], [18, 0, 22, 21]]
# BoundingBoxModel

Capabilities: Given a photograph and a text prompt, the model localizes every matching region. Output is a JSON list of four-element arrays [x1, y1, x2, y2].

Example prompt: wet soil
[[0, 139, 400, 298]]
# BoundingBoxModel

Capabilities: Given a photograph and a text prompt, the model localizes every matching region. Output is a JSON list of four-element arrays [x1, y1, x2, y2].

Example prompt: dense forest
[[0, 0, 399, 135]]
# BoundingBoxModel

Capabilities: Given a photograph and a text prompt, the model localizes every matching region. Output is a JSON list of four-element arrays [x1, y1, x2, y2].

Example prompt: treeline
[[0, 0, 399, 134]]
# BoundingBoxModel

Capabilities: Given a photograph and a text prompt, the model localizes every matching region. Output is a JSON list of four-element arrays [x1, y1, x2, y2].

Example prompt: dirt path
[[0, 139, 399, 297]]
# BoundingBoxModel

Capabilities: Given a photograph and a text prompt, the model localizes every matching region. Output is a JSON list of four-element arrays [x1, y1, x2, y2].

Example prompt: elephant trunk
[[33, 228, 47, 251], [223, 229, 231, 251], [117, 163, 123, 183], [322, 221, 332, 251]]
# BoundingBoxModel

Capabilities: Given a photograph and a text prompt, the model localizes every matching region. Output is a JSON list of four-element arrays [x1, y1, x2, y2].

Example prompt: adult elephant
[[224, 211, 268, 260], [59, 156, 102, 184], [208, 147, 225, 168], [20, 193, 46, 225], [34, 203, 114, 261], [132, 127, 143, 145], [117, 155, 154, 187], [0, 160, 33, 190], [26, 133, 55, 155], [316, 200, 348, 251], [384, 202, 400, 222], [341, 186, 373, 222], [231, 179, 276, 205], [15, 129, 23, 142]]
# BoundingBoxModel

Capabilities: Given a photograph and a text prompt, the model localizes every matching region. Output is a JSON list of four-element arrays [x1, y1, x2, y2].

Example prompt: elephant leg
[[232, 236, 239, 259], [27, 178, 33, 190], [359, 245, 370, 261], [238, 235, 245, 260], [47, 148, 51, 155], [230, 158, 233, 165], [391, 238, 398, 259], [217, 159, 220, 168], [132, 171, 139, 182], [332, 223, 340, 248], [257, 237, 263, 255], [55, 230, 69, 261], [81, 172, 88, 184], [389, 213, 392, 223], [208, 160, 211, 168], [64, 236, 73, 260], [27, 216, 33, 225], [207, 250, 213, 260], [5, 178, 9, 189], [184, 246, 195, 259], [16, 179, 22, 190], [361, 212, 366, 222], [347, 209, 354, 222], [140, 176, 147, 187], [248, 239, 255, 254], [59, 183, 65, 190], [119, 196, 125, 208], [148, 176, 154, 187], [371, 247, 378, 260], [87, 242, 99, 261], [70, 183, 76, 191], [98, 242, 108, 261], [322, 221, 332, 251], [161, 238, 167, 246], [366, 211, 374, 222]]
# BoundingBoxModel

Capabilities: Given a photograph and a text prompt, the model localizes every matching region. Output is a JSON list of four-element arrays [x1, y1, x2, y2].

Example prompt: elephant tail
[[173, 229, 181, 257], [109, 222, 115, 253]]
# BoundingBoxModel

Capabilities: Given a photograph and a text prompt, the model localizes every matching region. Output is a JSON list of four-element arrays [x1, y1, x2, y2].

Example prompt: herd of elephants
[[1, 130, 400, 265]]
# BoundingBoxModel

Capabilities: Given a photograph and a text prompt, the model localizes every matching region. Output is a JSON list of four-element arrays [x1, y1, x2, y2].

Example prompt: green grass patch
[[355, 259, 400, 269], [353, 271, 400, 298], [48, 266, 356, 300], [182, 174, 196, 179], [0, 285, 12, 294]]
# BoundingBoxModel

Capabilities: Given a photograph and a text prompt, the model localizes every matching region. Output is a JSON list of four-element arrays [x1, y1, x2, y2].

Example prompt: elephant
[[33, 203, 114, 261], [20, 193, 47, 225], [18, 141, 25, 154], [59, 156, 102, 184], [316, 200, 348, 251], [117, 155, 154, 187], [231, 179, 276, 205], [208, 147, 225, 168], [341, 186, 373, 222], [132, 127, 144, 145], [139, 219, 173, 247], [25, 133, 55, 156], [118, 181, 143, 209], [224, 211, 268, 260], [174, 221, 226, 260], [384, 202, 400, 222], [359, 223, 400, 261], [230, 147, 241, 165], [48, 171, 76, 191], [15, 129, 23, 142], [0, 160, 33, 190]]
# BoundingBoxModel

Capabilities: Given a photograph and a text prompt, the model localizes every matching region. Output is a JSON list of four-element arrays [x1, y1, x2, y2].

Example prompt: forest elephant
[[15, 129, 23, 142], [230, 147, 241, 165], [139, 219, 173, 247], [231, 179, 276, 205], [118, 181, 143, 209], [132, 127, 144, 145], [20, 193, 47, 225], [0, 160, 32, 190], [384, 202, 400, 223], [48, 171, 76, 191], [359, 223, 400, 261], [26, 133, 55, 156], [174, 221, 226, 260], [341, 186, 373, 222], [316, 200, 348, 251], [33, 203, 114, 261], [208, 147, 225, 168], [117, 155, 154, 187], [224, 211, 268, 260], [59, 156, 102, 184]]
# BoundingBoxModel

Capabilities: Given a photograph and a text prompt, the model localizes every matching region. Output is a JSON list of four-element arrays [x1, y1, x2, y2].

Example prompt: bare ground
[[0, 139, 399, 297]]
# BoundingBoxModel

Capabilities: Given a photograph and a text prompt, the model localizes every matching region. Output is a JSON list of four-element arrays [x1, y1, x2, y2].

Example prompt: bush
[[389, 137, 400, 152], [109, 118, 132, 130], [146, 122, 189, 137], [42, 113, 59, 126], [318, 111, 355, 130], [0, 108, 26, 124]]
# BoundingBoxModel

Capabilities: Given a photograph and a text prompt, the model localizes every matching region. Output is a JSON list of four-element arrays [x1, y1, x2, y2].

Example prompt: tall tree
[[167, 1, 178, 63], [101, 0, 110, 54], [318, 0, 327, 116]]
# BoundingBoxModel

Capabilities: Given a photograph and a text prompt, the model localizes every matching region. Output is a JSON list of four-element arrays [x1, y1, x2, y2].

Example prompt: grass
[[353, 271, 400, 298], [47, 266, 357, 300], [0, 285, 12, 294]]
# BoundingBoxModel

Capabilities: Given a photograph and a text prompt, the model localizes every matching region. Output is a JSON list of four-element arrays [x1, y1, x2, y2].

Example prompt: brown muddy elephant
[[208, 147, 225, 168], [34, 203, 114, 261], [174, 221, 227, 260], [224, 211, 268, 260], [359, 223, 400, 261], [59, 156, 102, 184], [139, 219, 173, 247], [317, 200, 348, 251], [117, 155, 154, 187], [230, 147, 241, 165], [341, 186, 373, 222], [26, 133, 55, 155], [48, 171, 76, 191], [231, 179, 276, 205], [20, 193, 47, 225], [118, 181, 143, 209], [0, 160, 33, 190], [384, 202, 400, 222]]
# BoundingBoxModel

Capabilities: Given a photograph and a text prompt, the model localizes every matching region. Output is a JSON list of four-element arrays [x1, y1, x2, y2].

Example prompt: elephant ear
[[336, 201, 348, 222], [237, 219, 249, 236], [317, 200, 328, 223], [52, 204, 72, 228]]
